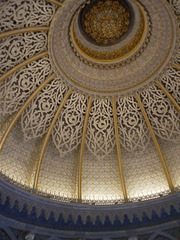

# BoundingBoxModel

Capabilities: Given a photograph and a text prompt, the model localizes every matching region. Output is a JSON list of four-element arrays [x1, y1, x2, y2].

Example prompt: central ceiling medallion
[[70, 0, 143, 62], [81, 0, 130, 45], [49, 0, 176, 95]]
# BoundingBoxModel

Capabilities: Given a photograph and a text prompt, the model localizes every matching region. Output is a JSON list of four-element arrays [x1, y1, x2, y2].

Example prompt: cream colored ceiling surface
[[0, 0, 180, 205]]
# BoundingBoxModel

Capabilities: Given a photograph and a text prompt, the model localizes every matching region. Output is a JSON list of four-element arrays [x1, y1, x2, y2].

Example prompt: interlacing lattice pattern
[[86, 98, 115, 158], [116, 96, 151, 152], [0, 32, 48, 75], [160, 66, 180, 104], [0, 57, 52, 114], [21, 77, 68, 139], [0, 0, 57, 32], [141, 85, 180, 142], [52, 92, 87, 157], [0, 0, 179, 203]]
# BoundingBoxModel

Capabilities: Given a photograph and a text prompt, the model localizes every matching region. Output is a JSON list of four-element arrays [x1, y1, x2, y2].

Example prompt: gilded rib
[[44, 0, 62, 7], [171, 62, 180, 70], [74, 148, 80, 199], [156, 82, 180, 113], [136, 93, 174, 191], [0, 26, 49, 40], [0, 73, 56, 151], [33, 88, 72, 189], [27, 137, 44, 188], [0, 51, 48, 83], [78, 96, 93, 200], [112, 98, 128, 200]]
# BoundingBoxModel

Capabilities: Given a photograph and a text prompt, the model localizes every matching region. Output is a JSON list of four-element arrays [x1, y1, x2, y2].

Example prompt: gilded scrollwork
[[0, 57, 52, 114], [0, 0, 179, 204], [159, 66, 180, 104], [0, 0, 57, 32], [86, 98, 115, 158], [52, 92, 87, 157], [0, 32, 48, 75], [21, 78, 68, 139], [140, 85, 180, 142], [116, 96, 151, 152], [51, 0, 176, 95]]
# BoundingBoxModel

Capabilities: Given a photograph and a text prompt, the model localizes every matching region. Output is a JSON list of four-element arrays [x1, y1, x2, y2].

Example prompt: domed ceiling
[[0, 0, 179, 206]]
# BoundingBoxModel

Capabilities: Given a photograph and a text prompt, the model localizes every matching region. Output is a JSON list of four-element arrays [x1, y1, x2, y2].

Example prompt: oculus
[[80, 0, 131, 45]]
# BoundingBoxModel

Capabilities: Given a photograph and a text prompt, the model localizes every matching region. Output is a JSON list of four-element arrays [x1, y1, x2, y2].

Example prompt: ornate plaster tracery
[[21, 77, 68, 139], [0, 32, 48, 75], [0, 0, 179, 206], [141, 85, 180, 142], [52, 91, 87, 157], [86, 98, 115, 158], [0, 57, 52, 114], [116, 96, 151, 152], [0, 0, 57, 32]]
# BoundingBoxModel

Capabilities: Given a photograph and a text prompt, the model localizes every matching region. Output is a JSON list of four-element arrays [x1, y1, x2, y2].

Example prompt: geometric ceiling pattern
[[0, 0, 180, 205]]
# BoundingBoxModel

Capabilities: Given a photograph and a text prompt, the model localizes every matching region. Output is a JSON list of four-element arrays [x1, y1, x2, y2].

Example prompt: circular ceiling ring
[[49, 0, 178, 96]]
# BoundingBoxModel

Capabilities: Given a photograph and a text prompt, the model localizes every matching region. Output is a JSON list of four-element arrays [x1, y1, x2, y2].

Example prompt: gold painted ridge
[[44, 0, 62, 7], [135, 93, 174, 191], [112, 98, 128, 200], [0, 73, 56, 152], [0, 26, 49, 40], [78, 96, 93, 200], [27, 136, 44, 188], [33, 88, 72, 190], [74, 147, 80, 199], [0, 51, 48, 83], [156, 81, 180, 113], [171, 62, 180, 70]]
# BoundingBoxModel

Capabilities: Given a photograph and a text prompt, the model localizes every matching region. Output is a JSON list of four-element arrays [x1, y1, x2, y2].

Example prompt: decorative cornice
[[0, 177, 180, 233], [1, 216, 180, 239]]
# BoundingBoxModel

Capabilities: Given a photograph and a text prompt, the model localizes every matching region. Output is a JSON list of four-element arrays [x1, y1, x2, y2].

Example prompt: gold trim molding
[[171, 62, 180, 70], [0, 73, 56, 152], [156, 81, 180, 113], [135, 93, 174, 191], [0, 26, 49, 40], [112, 98, 127, 200], [44, 0, 62, 7], [78, 96, 93, 200], [33, 88, 72, 189], [0, 51, 49, 83]]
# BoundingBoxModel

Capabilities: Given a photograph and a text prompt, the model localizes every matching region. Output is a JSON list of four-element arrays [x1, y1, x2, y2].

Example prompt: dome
[[0, 0, 180, 238]]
